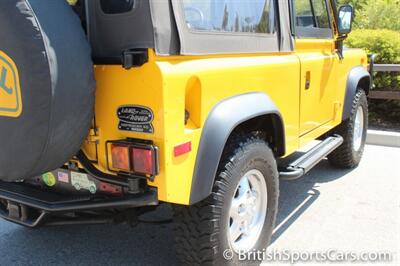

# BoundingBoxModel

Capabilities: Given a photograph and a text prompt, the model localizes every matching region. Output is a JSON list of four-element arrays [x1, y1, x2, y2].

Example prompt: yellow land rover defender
[[0, 0, 373, 265]]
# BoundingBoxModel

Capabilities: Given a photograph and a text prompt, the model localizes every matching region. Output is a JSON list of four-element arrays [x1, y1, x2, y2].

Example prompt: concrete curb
[[367, 130, 400, 148]]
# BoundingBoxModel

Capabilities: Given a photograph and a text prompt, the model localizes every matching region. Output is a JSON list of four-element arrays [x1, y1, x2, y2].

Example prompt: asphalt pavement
[[0, 145, 398, 265]]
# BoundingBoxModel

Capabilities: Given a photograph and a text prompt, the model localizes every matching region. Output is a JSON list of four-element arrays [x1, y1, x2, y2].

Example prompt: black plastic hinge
[[368, 54, 377, 90], [122, 49, 149, 70]]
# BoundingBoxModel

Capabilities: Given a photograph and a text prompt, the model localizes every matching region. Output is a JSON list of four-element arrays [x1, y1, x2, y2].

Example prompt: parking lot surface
[[0, 145, 398, 265]]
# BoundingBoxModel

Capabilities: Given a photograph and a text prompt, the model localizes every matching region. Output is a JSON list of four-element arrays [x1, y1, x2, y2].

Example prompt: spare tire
[[0, 0, 95, 181]]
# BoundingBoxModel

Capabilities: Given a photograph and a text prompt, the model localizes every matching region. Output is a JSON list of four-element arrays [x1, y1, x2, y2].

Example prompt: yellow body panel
[[296, 39, 338, 135], [0, 51, 22, 118], [82, 43, 367, 205]]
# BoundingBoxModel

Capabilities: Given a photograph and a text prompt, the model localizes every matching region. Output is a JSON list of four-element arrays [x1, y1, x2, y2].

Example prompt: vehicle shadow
[[0, 160, 353, 265], [1, 205, 178, 266], [272, 159, 353, 244]]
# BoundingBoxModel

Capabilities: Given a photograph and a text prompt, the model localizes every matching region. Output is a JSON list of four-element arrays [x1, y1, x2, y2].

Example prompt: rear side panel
[[82, 57, 167, 196], [83, 51, 301, 205]]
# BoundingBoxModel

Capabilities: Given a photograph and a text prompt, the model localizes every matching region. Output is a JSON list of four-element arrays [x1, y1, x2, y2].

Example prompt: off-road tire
[[328, 89, 368, 168], [173, 136, 279, 265]]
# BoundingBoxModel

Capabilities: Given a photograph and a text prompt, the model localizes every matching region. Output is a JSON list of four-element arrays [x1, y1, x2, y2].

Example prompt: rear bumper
[[0, 181, 158, 227]]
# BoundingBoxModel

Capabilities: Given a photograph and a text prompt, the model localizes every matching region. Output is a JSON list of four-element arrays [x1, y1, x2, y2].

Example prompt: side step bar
[[279, 135, 344, 181]]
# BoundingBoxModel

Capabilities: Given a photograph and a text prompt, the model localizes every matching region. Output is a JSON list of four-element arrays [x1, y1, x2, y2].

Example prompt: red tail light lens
[[110, 144, 130, 171], [107, 141, 159, 177], [132, 148, 154, 175]]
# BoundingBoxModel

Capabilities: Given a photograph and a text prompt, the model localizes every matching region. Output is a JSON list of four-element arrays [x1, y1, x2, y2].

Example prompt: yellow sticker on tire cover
[[42, 172, 56, 187], [0, 51, 22, 118]]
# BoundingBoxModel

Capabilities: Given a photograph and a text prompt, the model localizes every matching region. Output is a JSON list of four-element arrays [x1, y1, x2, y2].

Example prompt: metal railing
[[369, 64, 400, 100], [374, 64, 400, 72]]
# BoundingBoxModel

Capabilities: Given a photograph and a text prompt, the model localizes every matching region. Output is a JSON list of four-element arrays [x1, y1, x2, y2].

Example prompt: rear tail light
[[132, 148, 153, 175], [110, 144, 130, 171], [108, 141, 159, 177]]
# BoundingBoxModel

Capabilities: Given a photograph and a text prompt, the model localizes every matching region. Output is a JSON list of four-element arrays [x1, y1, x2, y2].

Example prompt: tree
[[355, 0, 400, 31], [337, 0, 369, 11]]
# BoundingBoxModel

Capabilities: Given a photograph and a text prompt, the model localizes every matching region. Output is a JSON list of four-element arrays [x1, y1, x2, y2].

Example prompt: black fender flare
[[189, 92, 285, 204], [342, 66, 371, 120]]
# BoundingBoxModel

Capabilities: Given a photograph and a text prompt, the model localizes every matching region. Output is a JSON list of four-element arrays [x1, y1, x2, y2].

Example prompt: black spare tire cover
[[0, 0, 95, 181]]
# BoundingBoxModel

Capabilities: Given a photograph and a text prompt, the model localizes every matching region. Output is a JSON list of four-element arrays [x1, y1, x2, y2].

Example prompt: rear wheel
[[173, 136, 279, 265], [228, 169, 268, 253], [328, 89, 368, 168]]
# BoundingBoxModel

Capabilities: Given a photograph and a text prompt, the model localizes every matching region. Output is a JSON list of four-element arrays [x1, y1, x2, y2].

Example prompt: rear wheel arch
[[189, 92, 285, 205], [226, 113, 285, 157]]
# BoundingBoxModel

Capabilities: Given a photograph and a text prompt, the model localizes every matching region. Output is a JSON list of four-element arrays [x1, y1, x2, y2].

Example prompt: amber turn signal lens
[[110, 144, 130, 171], [132, 148, 154, 175]]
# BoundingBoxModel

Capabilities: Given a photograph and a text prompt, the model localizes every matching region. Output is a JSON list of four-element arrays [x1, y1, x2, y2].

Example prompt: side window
[[294, 0, 333, 38], [295, 0, 314, 27], [311, 0, 330, 28], [182, 0, 276, 34]]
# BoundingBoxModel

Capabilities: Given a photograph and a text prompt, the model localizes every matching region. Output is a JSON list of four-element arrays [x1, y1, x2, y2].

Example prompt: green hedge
[[346, 29, 400, 64], [346, 29, 400, 128], [346, 29, 400, 91]]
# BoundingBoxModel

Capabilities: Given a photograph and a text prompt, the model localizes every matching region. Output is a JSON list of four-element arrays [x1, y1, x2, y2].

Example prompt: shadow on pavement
[[2, 205, 177, 265], [272, 159, 353, 244]]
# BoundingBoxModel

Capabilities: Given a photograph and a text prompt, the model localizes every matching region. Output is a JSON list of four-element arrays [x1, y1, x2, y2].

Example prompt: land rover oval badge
[[117, 105, 154, 134]]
